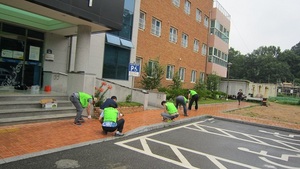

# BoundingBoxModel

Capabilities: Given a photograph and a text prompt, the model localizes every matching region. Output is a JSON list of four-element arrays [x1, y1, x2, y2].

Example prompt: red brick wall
[[135, 0, 213, 89]]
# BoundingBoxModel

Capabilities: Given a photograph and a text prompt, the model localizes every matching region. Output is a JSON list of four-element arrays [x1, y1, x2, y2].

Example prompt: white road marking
[[118, 137, 261, 169], [216, 128, 237, 138], [206, 155, 227, 169], [238, 147, 300, 161], [192, 124, 300, 152], [141, 138, 152, 154], [259, 130, 300, 142], [242, 134, 268, 145], [170, 146, 192, 166], [115, 119, 300, 168], [115, 141, 199, 169], [259, 157, 300, 169], [273, 140, 300, 152], [193, 124, 209, 132]]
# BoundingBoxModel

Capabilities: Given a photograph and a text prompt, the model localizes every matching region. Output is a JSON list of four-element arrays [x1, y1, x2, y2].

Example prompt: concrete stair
[[0, 90, 76, 126]]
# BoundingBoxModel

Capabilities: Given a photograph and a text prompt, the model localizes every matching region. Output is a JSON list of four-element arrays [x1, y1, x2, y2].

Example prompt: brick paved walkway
[[0, 102, 299, 160]]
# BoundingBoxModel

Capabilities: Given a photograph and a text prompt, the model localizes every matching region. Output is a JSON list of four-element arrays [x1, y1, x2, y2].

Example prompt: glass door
[[0, 36, 25, 86], [0, 23, 44, 87]]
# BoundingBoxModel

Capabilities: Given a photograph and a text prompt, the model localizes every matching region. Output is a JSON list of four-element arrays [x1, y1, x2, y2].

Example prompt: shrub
[[126, 94, 132, 102], [140, 59, 164, 90]]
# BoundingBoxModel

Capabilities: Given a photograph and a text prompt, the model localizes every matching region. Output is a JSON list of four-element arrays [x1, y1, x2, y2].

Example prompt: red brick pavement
[[0, 102, 299, 159]]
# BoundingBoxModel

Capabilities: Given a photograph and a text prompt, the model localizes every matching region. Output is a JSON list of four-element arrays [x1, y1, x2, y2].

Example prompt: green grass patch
[[268, 96, 300, 105]]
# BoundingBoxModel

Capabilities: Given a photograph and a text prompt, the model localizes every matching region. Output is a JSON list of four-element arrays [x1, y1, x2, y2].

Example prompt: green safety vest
[[189, 90, 197, 96], [184, 97, 188, 103], [78, 92, 92, 108], [166, 102, 178, 114], [103, 107, 118, 122]]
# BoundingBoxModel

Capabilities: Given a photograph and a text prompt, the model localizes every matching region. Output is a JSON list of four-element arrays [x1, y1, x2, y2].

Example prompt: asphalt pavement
[[1, 117, 299, 169]]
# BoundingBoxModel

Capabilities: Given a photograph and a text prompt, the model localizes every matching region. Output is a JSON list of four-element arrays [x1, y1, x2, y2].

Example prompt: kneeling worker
[[161, 101, 179, 122], [99, 104, 125, 136]]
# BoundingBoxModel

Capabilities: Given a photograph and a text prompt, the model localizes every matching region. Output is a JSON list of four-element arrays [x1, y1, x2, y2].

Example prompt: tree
[[169, 71, 182, 90], [291, 41, 300, 56], [229, 45, 297, 84], [251, 46, 281, 57], [140, 60, 164, 90], [228, 47, 247, 80], [206, 74, 220, 91], [277, 50, 300, 79]]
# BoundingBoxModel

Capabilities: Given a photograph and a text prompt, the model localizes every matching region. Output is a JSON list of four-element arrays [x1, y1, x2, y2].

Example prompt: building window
[[148, 60, 156, 77], [169, 27, 178, 43], [193, 39, 199, 52], [109, 0, 134, 40], [103, 45, 130, 80], [200, 72, 205, 83], [196, 9, 202, 22], [172, 0, 180, 7], [209, 47, 213, 55], [184, 0, 191, 15], [204, 15, 209, 28], [139, 11, 146, 30], [136, 57, 142, 74], [151, 17, 161, 37], [179, 67, 185, 81], [191, 70, 196, 83], [166, 65, 174, 79], [210, 19, 230, 44], [214, 48, 218, 56], [202, 43, 207, 55], [181, 33, 188, 48]]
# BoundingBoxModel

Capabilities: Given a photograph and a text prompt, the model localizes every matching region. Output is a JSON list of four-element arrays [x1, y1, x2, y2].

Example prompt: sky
[[216, 0, 300, 54]]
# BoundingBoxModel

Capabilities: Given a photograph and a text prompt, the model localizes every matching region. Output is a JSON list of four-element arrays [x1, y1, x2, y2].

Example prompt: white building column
[[75, 25, 91, 73], [67, 25, 96, 107]]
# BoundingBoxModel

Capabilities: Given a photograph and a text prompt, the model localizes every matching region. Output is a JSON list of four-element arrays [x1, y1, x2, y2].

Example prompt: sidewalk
[[1, 102, 299, 162]]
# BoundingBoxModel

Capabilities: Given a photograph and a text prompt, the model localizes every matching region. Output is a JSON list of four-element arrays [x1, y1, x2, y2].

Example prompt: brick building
[[134, 0, 230, 89], [207, 1, 231, 78]]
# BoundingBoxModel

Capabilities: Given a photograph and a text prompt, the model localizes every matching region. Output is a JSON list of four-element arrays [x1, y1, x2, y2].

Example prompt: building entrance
[[0, 23, 44, 87]]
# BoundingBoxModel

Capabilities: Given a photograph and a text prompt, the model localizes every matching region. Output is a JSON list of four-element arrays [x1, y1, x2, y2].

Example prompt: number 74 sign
[[128, 63, 140, 77]]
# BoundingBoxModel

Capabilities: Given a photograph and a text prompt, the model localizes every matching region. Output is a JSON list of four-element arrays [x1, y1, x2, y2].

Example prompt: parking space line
[[116, 119, 300, 168], [259, 157, 300, 169], [141, 138, 152, 154], [170, 146, 192, 166]]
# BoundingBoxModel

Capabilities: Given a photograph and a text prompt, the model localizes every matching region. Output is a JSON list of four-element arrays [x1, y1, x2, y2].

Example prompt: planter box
[[118, 106, 144, 114]]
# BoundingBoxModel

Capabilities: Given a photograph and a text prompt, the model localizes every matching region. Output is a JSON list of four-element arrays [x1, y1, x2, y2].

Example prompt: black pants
[[102, 118, 125, 133], [188, 94, 199, 110]]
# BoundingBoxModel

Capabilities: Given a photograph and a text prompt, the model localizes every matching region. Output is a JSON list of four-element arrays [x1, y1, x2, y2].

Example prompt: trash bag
[[14, 84, 28, 90]]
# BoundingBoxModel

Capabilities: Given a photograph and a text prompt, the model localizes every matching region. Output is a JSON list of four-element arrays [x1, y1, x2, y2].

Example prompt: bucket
[[31, 85, 40, 93], [44, 85, 51, 92]]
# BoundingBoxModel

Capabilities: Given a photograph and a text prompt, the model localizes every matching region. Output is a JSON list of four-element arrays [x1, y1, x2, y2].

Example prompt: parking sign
[[129, 63, 140, 77]]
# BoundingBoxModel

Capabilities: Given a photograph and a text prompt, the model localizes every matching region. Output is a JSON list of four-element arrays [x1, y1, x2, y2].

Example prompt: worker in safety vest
[[175, 95, 189, 116], [99, 104, 125, 136], [69, 92, 95, 125], [161, 101, 179, 122], [188, 89, 199, 110]]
